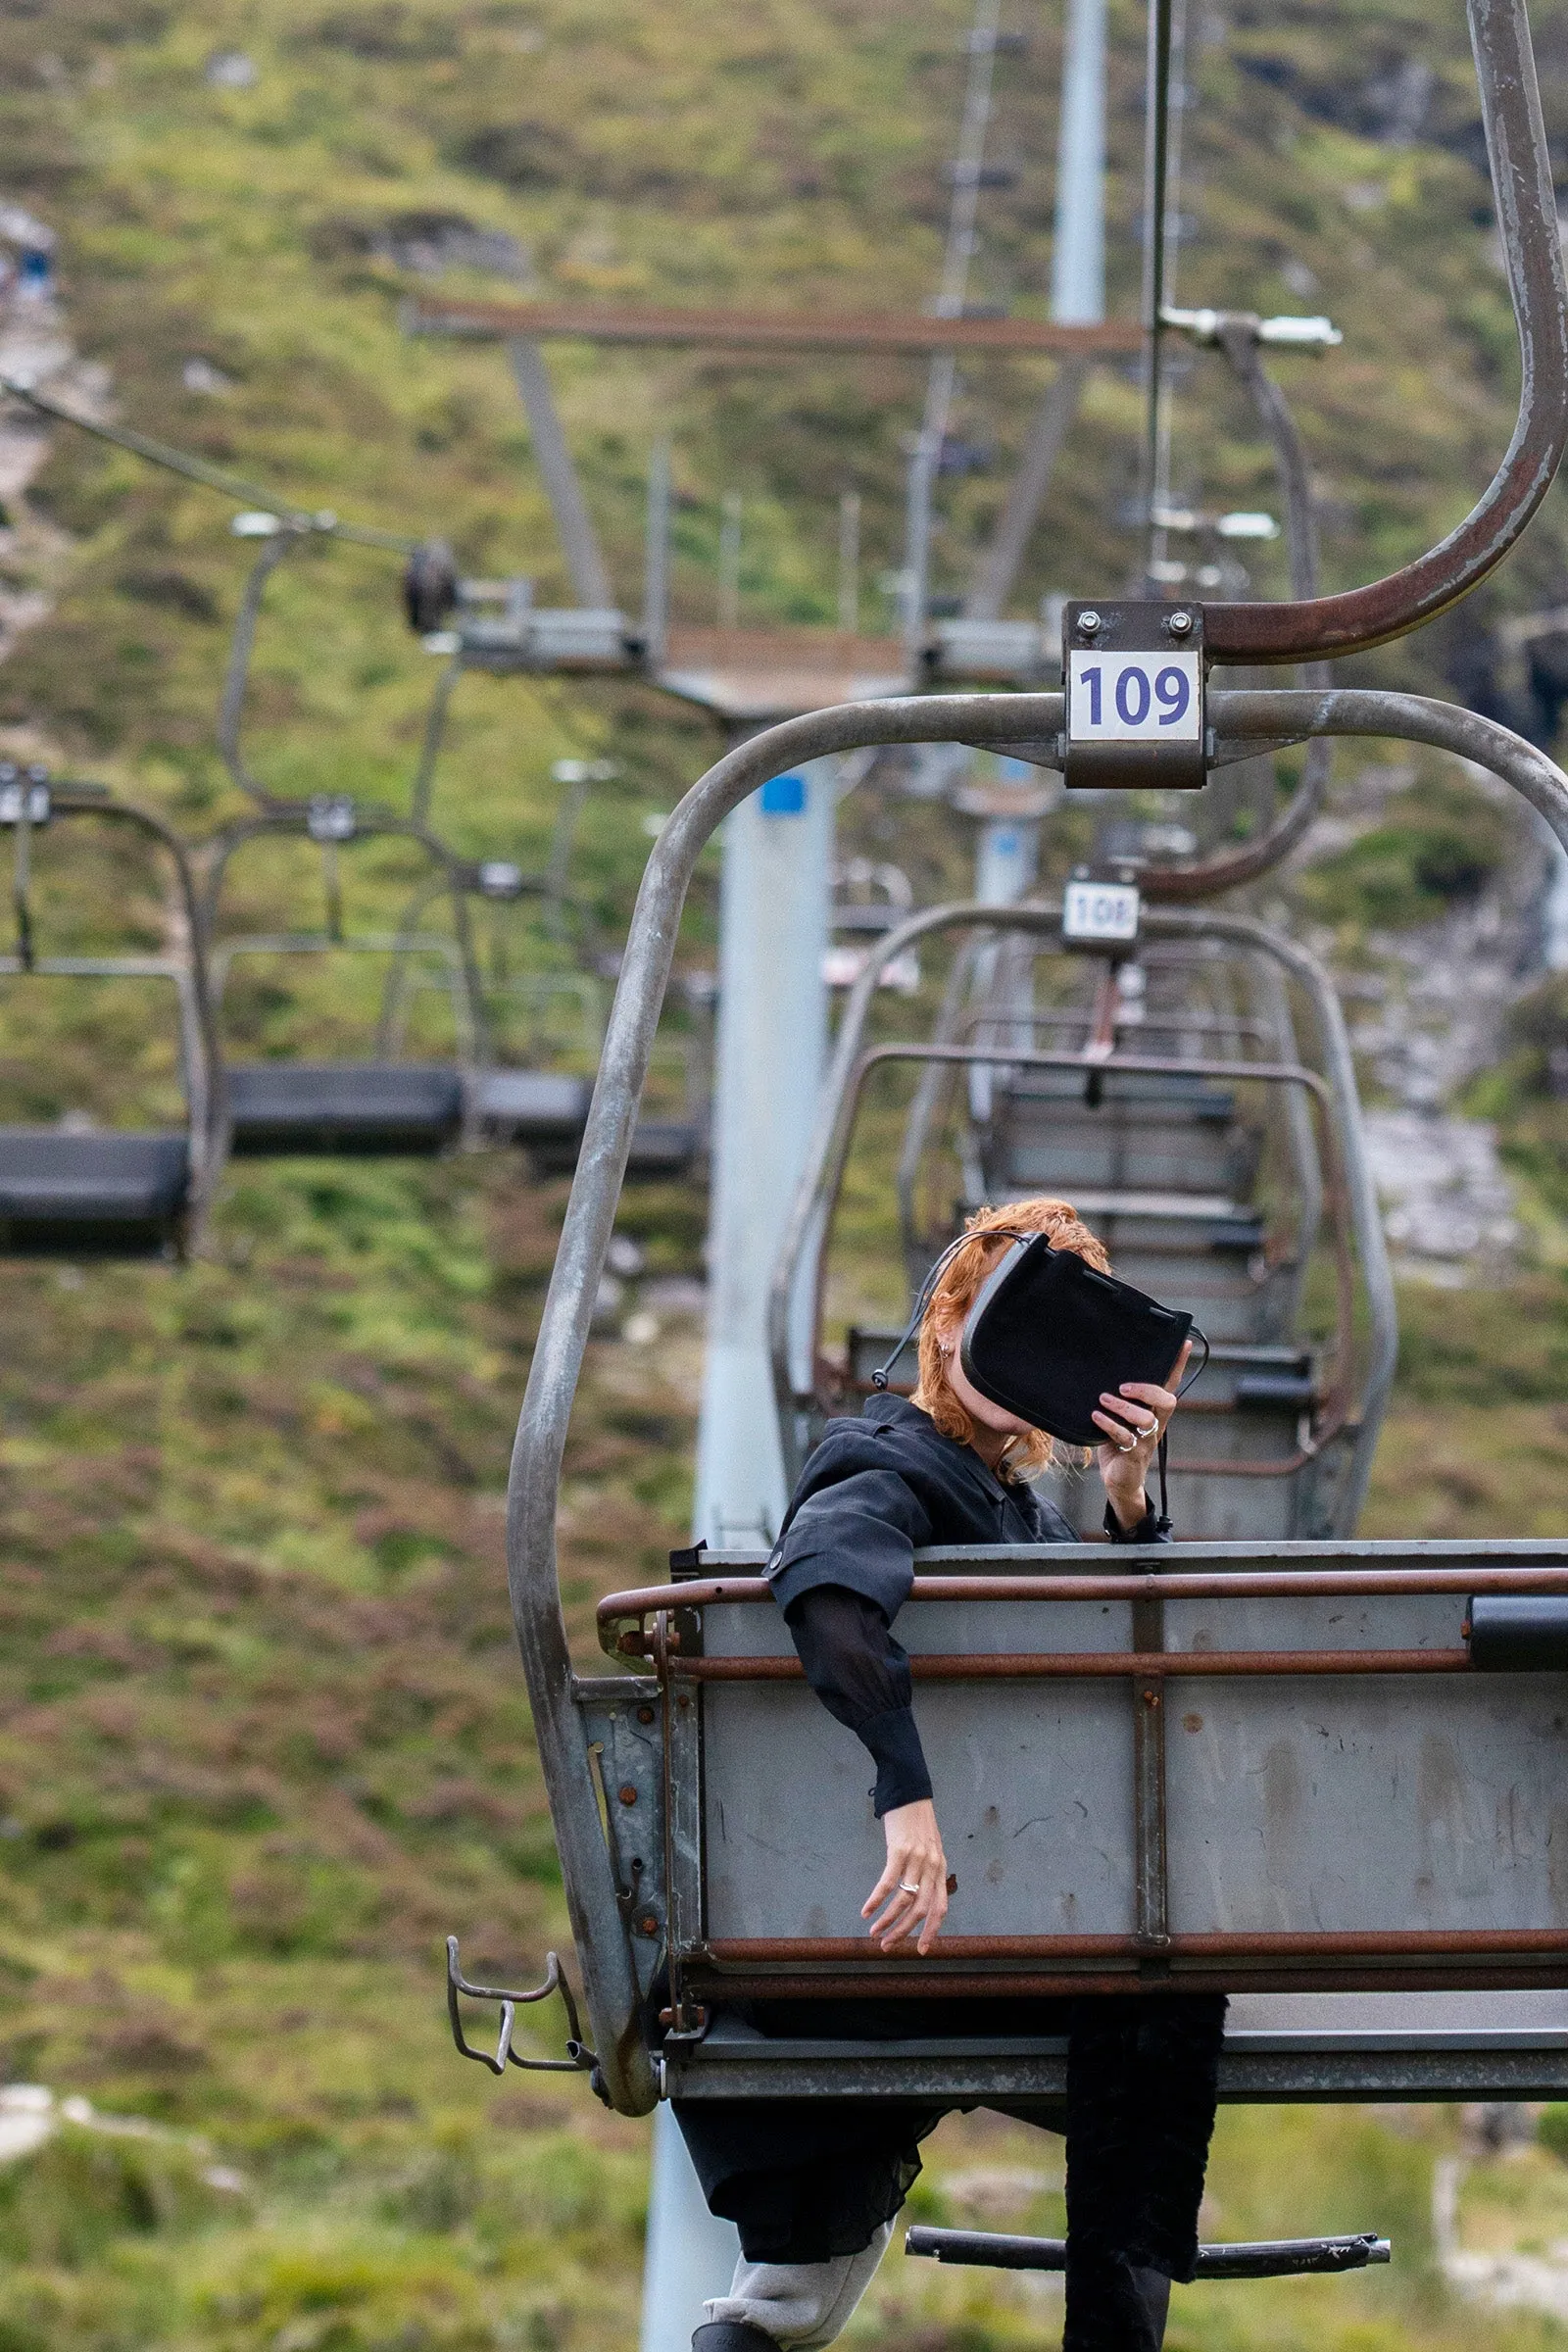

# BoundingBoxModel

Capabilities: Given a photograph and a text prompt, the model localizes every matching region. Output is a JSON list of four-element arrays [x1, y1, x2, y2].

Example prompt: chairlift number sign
[[1063, 876, 1141, 948], [1067, 651, 1200, 742], [1060, 600, 1207, 791]]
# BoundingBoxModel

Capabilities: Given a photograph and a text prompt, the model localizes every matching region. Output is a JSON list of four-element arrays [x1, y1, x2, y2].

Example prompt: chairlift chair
[[0, 772, 220, 1256], [458, 656, 1568, 2146], [772, 900, 1385, 1544], [201, 799, 484, 1159], [377, 851, 602, 1153]]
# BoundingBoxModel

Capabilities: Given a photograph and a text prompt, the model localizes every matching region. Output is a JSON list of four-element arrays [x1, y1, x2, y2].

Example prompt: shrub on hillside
[[1298, 774, 1511, 930]]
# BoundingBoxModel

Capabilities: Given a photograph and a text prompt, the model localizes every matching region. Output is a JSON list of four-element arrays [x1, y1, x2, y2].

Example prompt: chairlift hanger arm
[[1201, 0, 1568, 661], [1142, 321, 1331, 899], [218, 529, 299, 812]]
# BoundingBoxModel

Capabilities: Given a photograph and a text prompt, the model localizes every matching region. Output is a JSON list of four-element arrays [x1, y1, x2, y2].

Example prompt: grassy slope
[[0, 0, 1559, 2343]]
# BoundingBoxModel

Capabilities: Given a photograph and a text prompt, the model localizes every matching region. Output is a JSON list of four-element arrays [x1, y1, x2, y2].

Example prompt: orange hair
[[909, 1197, 1111, 1482]]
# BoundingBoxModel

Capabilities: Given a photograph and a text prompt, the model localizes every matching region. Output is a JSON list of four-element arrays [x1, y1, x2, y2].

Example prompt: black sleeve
[[784, 1585, 933, 1818], [1104, 1498, 1172, 1544], [766, 1441, 936, 1621]]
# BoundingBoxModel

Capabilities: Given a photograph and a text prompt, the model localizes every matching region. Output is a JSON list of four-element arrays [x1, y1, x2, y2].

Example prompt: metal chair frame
[[200, 807, 489, 1162], [0, 787, 221, 1250]]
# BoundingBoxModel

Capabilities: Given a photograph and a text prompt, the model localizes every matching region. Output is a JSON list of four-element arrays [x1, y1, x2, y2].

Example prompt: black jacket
[[766, 1394, 1168, 1814]]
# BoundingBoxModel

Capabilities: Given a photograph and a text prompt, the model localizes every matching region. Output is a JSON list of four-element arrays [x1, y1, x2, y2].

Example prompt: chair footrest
[[904, 2226, 1391, 2278]]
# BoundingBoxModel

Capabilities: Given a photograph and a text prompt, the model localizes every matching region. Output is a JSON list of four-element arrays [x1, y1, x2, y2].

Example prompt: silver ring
[[1117, 1437, 1136, 1452], [1141, 1421, 1158, 1439], [899, 1881, 919, 1895]]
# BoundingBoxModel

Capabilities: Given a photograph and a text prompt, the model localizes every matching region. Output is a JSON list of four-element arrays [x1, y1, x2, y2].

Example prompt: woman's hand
[[1094, 1339, 1191, 1530], [863, 1798, 949, 1955]]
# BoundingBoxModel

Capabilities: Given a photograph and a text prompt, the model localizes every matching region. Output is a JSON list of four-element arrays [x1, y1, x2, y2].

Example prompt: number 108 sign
[[1068, 650, 1201, 743]]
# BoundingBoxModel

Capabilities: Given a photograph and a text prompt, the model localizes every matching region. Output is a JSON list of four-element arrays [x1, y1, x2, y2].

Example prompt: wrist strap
[[1154, 1429, 1171, 1535]]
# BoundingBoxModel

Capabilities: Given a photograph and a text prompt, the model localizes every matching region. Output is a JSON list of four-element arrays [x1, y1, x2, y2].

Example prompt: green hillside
[[0, 0, 1560, 2345]]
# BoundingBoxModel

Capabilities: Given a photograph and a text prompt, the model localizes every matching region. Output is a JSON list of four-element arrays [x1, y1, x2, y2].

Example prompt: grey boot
[[693, 2325, 780, 2352]]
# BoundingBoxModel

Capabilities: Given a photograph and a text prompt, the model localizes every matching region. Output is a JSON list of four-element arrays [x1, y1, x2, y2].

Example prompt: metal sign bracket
[[1062, 601, 1206, 790]]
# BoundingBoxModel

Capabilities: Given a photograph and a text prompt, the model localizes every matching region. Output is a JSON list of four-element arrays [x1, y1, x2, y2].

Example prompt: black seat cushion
[[527, 1115, 701, 1180], [0, 1129, 190, 1254], [474, 1069, 591, 1142], [226, 1062, 466, 1155]]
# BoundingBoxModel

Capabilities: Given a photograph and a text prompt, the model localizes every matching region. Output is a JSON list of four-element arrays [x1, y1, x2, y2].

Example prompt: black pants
[[673, 1993, 1227, 2352]]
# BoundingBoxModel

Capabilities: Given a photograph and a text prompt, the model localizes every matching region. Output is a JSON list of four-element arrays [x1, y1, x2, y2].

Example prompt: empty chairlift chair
[[380, 849, 707, 1181], [202, 798, 482, 1158], [971, 939, 1315, 1337], [379, 852, 599, 1155], [0, 771, 219, 1255]]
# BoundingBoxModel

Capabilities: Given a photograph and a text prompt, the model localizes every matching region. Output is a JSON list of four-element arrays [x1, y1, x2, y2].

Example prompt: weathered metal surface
[[654, 1650, 1470, 1681], [663, 1990, 1568, 2102], [575, 1686, 666, 2001], [617, 1561, 1568, 1993], [600, 1543, 1568, 1626]]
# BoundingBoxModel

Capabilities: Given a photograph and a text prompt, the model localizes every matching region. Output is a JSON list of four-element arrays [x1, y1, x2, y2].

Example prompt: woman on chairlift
[[677, 1196, 1220, 2352]]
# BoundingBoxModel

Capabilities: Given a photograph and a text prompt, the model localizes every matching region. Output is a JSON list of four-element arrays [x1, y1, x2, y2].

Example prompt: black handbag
[[872, 1229, 1205, 1533], [958, 1233, 1195, 1446]]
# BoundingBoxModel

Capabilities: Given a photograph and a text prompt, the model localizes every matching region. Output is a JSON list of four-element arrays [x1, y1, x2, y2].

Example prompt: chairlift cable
[[0, 373, 419, 554], [1146, 0, 1190, 586], [1139, 0, 1179, 578]]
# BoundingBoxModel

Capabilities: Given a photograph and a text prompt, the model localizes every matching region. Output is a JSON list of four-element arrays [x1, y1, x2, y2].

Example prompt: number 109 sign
[[1068, 649, 1202, 743]]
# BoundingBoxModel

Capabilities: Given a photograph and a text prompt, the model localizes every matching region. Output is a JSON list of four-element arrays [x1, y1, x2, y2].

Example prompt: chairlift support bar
[[507, 339, 615, 613]]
